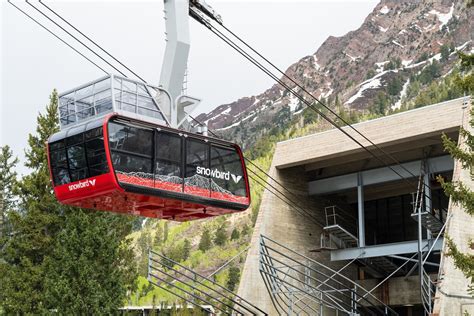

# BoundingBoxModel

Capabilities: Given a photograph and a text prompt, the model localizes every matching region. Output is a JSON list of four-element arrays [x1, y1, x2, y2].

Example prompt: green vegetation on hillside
[[0, 91, 137, 314]]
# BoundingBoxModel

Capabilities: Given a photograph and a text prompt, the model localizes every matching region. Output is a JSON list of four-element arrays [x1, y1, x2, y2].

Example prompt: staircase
[[411, 211, 444, 235], [259, 235, 399, 316], [410, 163, 446, 236], [361, 256, 402, 277], [323, 205, 359, 248]]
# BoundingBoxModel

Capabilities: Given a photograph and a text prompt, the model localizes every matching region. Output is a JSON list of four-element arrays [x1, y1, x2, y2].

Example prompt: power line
[[190, 8, 446, 211], [25, 0, 129, 78], [12, 0, 317, 226], [14, 1, 446, 225], [38, 0, 149, 84], [7, 0, 109, 75]]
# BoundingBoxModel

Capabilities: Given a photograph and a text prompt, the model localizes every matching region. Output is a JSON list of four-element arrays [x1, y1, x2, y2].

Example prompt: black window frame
[[108, 121, 153, 177], [184, 137, 211, 194], [154, 130, 184, 185], [210, 144, 247, 197], [50, 127, 109, 186]]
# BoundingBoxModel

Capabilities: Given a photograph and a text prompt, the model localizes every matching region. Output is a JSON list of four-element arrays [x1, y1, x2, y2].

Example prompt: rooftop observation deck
[[58, 74, 171, 129]]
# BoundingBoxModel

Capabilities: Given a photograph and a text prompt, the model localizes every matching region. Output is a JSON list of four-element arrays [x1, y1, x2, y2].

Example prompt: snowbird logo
[[68, 179, 97, 191], [196, 167, 242, 184], [231, 174, 242, 184]]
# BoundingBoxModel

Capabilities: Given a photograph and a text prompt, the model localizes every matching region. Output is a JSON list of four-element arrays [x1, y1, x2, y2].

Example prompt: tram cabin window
[[108, 122, 153, 175], [155, 131, 182, 181], [185, 139, 210, 190], [210, 146, 246, 197], [49, 127, 109, 186]]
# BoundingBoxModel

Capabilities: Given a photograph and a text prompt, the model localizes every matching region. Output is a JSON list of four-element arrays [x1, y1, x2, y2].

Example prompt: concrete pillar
[[357, 172, 365, 247]]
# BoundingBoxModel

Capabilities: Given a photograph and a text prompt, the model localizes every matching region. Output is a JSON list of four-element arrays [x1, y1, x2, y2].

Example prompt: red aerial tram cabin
[[46, 75, 250, 221]]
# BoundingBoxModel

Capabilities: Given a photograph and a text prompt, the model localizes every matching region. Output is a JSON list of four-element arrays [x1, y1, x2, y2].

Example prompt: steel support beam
[[309, 155, 453, 195], [330, 239, 443, 261], [357, 172, 365, 248], [424, 167, 433, 239]]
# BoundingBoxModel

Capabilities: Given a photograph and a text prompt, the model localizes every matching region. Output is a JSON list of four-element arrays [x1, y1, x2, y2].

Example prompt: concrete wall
[[356, 275, 435, 307], [433, 100, 474, 316], [274, 97, 466, 169], [236, 164, 358, 314], [237, 97, 472, 315]]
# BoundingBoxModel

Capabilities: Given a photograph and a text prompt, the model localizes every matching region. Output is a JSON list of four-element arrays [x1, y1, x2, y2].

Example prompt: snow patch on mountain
[[344, 51, 361, 62], [402, 59, 413, 67], [430, 3, 454, 30], [346, 77, 382, 105], [392, 40, 404, 48], [379, 5, 390, 15], [313, 55, 321, 70], [393, 79, 410, 110], [287, 95, 299, 112]]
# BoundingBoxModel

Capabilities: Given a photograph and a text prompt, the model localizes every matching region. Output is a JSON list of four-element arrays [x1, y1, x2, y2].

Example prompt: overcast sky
[[1, 0, 378, 175]]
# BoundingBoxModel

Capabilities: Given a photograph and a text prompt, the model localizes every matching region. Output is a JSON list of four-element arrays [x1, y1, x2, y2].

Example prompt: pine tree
[[164, 221, 169, 243], [0, 145, 18, 240], [230, 227, 240, 240], [155, 221, 164, 245], [438, 51, 474, 295], [183, 238, 191, 260], [44, 210, 137, 314], [0, 90, 137, 313], [214, 224, 227, 246], [198, 227, 212, 252], [226, 266, 240, 292], [1, 91, 63, 313]]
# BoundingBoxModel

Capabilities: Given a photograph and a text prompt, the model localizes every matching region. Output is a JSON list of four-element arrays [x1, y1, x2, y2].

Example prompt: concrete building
[[237, 97, 474, 315]]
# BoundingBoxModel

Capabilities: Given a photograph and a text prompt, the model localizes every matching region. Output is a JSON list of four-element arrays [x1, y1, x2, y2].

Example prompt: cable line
[[25, 0, 129, 78], [38, 0, 149, 83], [190, 8, 446, 211], [11, 0, 322, 225], [14, 1, 445, 226], [7, 0, 109, 75]]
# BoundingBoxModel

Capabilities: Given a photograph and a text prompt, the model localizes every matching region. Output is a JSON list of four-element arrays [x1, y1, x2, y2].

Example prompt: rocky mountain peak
[[196, 0, 473, 149]]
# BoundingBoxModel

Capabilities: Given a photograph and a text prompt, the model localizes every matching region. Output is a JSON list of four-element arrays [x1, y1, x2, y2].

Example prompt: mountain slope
[[196, 0, 473, 149]]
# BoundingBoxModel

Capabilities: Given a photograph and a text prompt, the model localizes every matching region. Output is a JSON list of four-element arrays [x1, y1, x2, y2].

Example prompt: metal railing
[[258, 235, 399, 315], [58, 74, 171, 128], [324, 205, 358, 235], [148, 249, 266, 315]]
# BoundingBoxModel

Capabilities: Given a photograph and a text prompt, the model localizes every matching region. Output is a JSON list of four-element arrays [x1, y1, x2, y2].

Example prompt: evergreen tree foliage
[[371, 92, 389, 115], [241, 223, 250, 236], [230, 227, 240, 240], [437, 51, 474, 295], [1, 91, 63, 313], [198, 227, 212, 252], [214, 224, 228, 246], [44, 211, 136, 314], [440, 44, 450, 61], [182, 238, 191, 260], [225, 266, 240, 292], [387, 76, 404, 96], [155, 221, 164, 245], [0, 145, 18, 240], [164, 221, 169, 242], [0, 90, 137, 313]]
